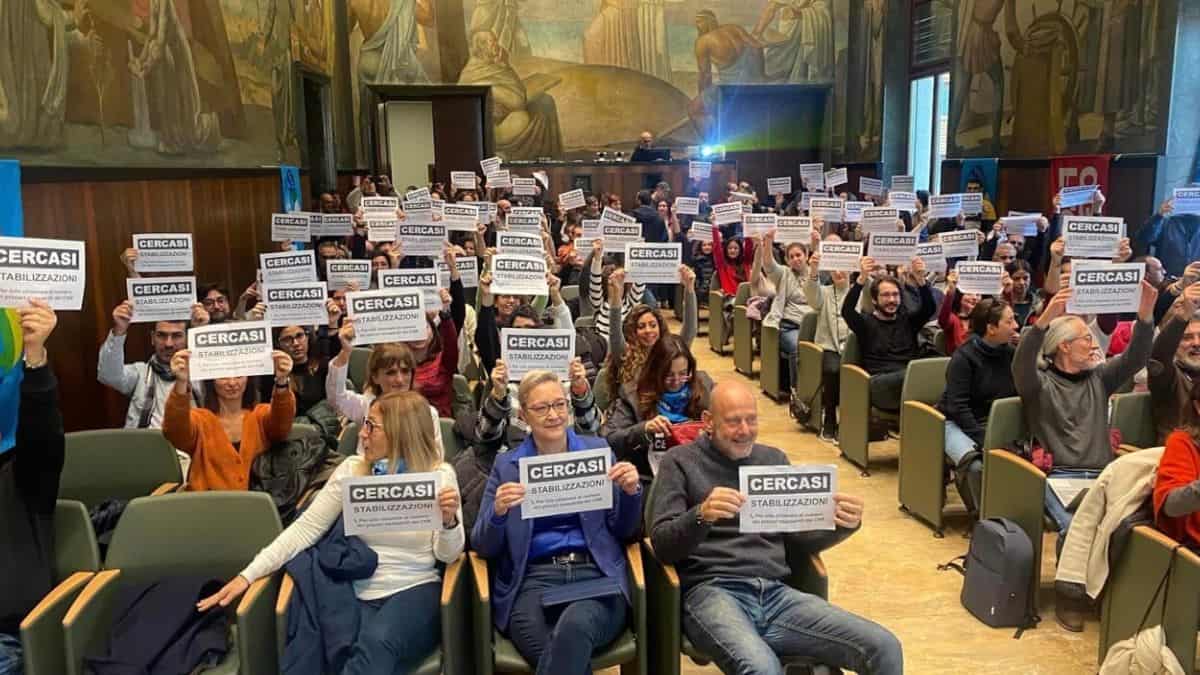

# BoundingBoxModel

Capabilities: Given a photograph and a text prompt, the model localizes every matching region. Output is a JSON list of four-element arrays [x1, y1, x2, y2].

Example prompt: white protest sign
[[825, 168, 848, 189], [937, 230, 979, 259], [186, 321, 274, 381], [260, 250, 316, 286], [481, 156, 503, 176], [1173, 188, 1200, 216], [1058, 184, 1099, 209], [314, 213, 355, 237], [441, 203, 479, 232], [600, 206, 634, 226], [818, 241, 863, 272], [961, 192, 984, 216], [887, 191, 918, 212], [478, 201, 497, 224], [362, 196, 400, 220], [799, 163, 825, 190], [867, 232, 919, 267], [601, 221, 643, 254], [1001, 212, 1041, 236], [263, 282, 328, 327], [927, 194, 963, 219], [859, 176, 884, 197], [916, 242, 947, 274], [513, 177, 538, 196], [625, 243, 681, 284], [487, 169, 512, 189], [730, 191, 755, 203], [742, 202, 754, 214], [674, 197, 700, 216], [509, 206, 543, 220], [860, 207, 899, 234], [397, 222, 447, 257], [271, 213, 311, 242], [506, 213, 543, 233], [405, 187, 431, 202], [519, 448, 613, 519], [498, 231, 544, 256], [559, 189, 586, 211], [688, 161, 711, 180], [430, 198, 445, 219], [367, 219, 398, 242], [1063, 216, 1125, 259], [955, 261, 1004, 295], [437, 257, 479, 288], [133, 234, 193, 273], [711, 201, 743, 225], [491, 254, 549, 296], [739, 465, 837, 533], [127, 276, 196, 323], [346, 289, 426, 344], [326, 260, 371, 292], [582, 219, 602, 241], [342, 473, 443, 535], [1068, 262, 1145, 315], [451, 171, 477, 191], [401, 199, 433, 225], [891, 175, 915, 192], [687, 222, 713, 241], [844, 201, 872, 223], [501, 328, 575, 381], [776, 217, 812, 244], [799, 193, 812, 212], [742, 213, 777, 236], [767, 177, 792, 195], [378, 268, 441, 308]]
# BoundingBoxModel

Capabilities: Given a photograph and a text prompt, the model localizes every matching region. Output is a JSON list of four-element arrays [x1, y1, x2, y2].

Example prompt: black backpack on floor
[[940, 517, 1039, 637]]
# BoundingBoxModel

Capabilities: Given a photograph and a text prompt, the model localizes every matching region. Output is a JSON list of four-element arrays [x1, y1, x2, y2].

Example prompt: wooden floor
[[635, 321, 1101, 674]]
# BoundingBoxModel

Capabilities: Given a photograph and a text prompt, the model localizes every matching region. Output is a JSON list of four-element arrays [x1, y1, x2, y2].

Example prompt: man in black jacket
[[0, 299, 63, 668], [633, 189, 670, 306], [841, 256, 936, 412]]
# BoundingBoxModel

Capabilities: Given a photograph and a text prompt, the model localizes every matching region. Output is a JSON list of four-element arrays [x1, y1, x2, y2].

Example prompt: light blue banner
[[280, 165, 302, 213], [0, 159, 23, 236]]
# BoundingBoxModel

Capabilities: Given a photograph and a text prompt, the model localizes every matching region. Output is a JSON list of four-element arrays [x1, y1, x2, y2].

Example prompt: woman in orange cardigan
[[162, 348, 296, 491], [1154, 384, 1200, 549]]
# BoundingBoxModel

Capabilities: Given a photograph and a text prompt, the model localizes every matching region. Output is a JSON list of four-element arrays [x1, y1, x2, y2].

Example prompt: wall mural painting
[[950, 0, 1170, 159], [0, 0, 302, 167]]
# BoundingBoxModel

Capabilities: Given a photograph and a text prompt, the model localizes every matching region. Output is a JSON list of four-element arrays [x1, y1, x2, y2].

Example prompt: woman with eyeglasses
[[602, 334, 713, 485], [473, 371, 642, 673], [197, 391, 464, 673]]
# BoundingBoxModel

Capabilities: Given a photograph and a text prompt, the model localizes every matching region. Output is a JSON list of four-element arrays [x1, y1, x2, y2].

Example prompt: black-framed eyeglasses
[[526, 399, 569, 417], [363, 418, 382, 434]]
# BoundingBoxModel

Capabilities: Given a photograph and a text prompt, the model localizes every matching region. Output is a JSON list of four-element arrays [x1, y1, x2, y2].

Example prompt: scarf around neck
[[657, 384, 692, 423]]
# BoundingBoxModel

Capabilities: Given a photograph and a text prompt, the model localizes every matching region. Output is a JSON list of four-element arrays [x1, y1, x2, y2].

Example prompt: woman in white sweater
[[198, 390, 465, 673], [325, 321, 442, 449]]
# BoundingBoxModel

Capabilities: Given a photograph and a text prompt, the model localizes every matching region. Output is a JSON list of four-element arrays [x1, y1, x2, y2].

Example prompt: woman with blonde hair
[[198, 391, 465, 673]]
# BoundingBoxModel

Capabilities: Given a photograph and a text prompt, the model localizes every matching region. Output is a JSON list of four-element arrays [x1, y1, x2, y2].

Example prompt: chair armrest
[[1115, 443, 1142, 456], [237, 574, 281, 675], [20, 572, 94, 675], [624, 543, 648, 674], [641, 539, 682, 675], [468, 552, 494, 675], [63, 569, 123, 675], [150, 482, 180, 496], [441, 555, 471, 675], [274, 573, 294, 664]]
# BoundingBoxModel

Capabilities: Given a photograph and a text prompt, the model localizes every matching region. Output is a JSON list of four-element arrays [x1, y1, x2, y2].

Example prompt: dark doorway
[[367, 85, 493, 187], [297, 66, 336, 201]]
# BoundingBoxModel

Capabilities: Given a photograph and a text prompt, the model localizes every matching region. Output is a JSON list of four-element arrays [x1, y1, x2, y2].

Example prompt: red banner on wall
[[1048, 155, 1111, 209]]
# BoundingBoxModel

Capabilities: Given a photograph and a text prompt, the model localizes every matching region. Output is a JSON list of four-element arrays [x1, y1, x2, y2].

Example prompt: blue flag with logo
[[0, 159, 23, 236], [960, 158, 998, 202], [0, 160, 24, 454], [281, 165, 302, 213]]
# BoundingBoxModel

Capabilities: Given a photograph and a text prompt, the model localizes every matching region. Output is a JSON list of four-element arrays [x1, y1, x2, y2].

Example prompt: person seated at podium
[[631, 131, 669, 162]]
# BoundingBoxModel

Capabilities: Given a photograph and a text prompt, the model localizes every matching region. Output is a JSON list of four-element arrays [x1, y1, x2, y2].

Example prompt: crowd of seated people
[[4, 167, 1200, 675]]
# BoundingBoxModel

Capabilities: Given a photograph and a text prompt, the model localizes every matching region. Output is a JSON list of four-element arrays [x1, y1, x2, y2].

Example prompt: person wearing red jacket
[[1154, 384, 1200, 549]]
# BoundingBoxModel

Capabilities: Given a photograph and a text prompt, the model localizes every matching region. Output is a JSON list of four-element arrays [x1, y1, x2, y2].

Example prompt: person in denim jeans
[[650, 381, 902, 675], [473, 371, 643, 674]]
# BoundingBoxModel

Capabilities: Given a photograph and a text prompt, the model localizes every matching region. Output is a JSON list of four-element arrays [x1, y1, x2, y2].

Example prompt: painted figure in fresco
[[949, 0, 1007, 154], [293, 0, 329, 68], [858, 0, 885, 154], [458, 30, 563, 160], [1096, 0, 1156, 148], [751, 0, 834, 83], [689, 10, 766, 138], [129, 0, 221, 154], [584, 0, 671, 81], [0, 0, 96, 149], [468, 0, 531, 59]]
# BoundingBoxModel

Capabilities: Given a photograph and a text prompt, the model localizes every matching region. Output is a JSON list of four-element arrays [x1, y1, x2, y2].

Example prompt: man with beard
[[650, 381, 902, 675], [198, 283, 233, 324], [840, 256, 935, 413], [1148, 283, 1200, 444], [98, 300, 208, 472]]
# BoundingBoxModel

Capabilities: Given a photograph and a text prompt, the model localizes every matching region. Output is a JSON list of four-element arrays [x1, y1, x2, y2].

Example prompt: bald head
[[704, 381, 758, 459]]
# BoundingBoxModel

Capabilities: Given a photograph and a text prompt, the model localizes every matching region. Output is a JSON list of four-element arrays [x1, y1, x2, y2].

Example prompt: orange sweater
[[163, 386, 295, 492], [1154, 431, 1200, 548]]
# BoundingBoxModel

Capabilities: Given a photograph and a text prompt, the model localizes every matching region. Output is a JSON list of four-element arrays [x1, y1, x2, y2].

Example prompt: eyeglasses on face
[[526, 399, 569, 417], [363, 418, 383, 434]]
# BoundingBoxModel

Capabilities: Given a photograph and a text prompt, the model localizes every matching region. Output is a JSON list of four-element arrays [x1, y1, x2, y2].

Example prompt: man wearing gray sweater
[[650, 382, 902, 675]]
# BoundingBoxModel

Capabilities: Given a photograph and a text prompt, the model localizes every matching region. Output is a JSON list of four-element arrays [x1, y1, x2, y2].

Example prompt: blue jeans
[[0, 633, 22, 675], [1044, 468, 1103, 538], [683, 577, 903, 675], [779, 320, 800, 391], [342, 581, 441, 675], [507, 562, 628, 675], [943, 421, 977, 464]]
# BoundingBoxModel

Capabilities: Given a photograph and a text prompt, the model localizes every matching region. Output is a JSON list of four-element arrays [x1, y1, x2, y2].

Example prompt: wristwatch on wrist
[[275, 378, 290, 389], [24, 351, 48, 369], [695, 504, 710, 526]]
